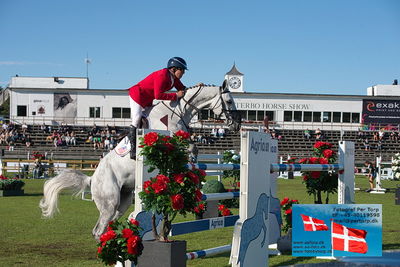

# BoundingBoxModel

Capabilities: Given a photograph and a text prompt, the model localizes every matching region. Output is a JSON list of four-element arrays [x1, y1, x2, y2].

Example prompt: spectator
[[33, 158, 43, 179], [315, 128, 323, 140], [304, 129, 311, 139], [363, 138, 370, 151], [263, 115, 270, 133], [357, 130, 365, 141], [70, 131, 77, 146], [364, 161, 376, 192], [211, 127, 218, 138], [372, 132, 379, 141], [25, 134, 32, 147], [21, 123, 28, 133], [378, 129, 385, 141], [218, 127, 225, 138]]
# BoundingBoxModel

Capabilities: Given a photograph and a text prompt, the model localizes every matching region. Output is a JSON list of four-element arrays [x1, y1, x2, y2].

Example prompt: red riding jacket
[[128, 68, 186, 108]]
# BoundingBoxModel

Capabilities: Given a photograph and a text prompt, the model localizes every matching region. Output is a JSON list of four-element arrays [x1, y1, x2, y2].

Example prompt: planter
[[137, 240, 186, 267], [0, 189, 24, 197], [277, 228, 292, 255], [202, 200, 218, 219]]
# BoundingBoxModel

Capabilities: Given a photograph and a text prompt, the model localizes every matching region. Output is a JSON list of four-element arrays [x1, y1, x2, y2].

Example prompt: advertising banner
[[292, 204, 382, 257], [362, 99, 400, 124]]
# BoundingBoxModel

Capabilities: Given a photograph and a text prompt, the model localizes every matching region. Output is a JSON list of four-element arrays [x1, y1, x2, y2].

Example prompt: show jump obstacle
[[129, 129, 355, 267]]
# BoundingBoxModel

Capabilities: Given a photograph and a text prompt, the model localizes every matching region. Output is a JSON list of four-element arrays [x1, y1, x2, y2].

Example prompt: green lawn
[[0, 175, 398, 267]]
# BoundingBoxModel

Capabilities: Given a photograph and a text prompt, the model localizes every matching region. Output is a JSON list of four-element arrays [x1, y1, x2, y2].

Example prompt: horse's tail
[[39, 169, 91, 218]]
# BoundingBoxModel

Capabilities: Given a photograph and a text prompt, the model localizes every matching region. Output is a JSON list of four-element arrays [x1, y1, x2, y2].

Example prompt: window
[[248, 110, 257, 121], [333, 112, 341, 123], [256, 111, 264, 121], [89, 107, 101, 118], [199, 109, 209, 120], [313, 112, 321, 122], [239, 110, 247, 121], [351, 113, 360, 123], [265, 111, 274, 121], [303, 111, 312, 122], [323, 112, 332, 122], [284, 111, 293, 122], [112, 107, 131, 119], [342, 112, 351, 123], [17, 105, 27, 117], [294, 111, 302, 122]]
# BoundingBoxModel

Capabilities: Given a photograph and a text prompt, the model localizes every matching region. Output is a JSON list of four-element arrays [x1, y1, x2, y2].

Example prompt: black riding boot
[[128, 126, 137, 160]]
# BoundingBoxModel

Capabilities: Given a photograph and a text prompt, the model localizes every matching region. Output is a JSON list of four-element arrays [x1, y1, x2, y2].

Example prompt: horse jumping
[[39, 81, 241, 240]]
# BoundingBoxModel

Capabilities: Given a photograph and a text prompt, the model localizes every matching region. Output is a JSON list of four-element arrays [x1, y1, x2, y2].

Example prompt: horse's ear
[[221, 79, 229, 92]]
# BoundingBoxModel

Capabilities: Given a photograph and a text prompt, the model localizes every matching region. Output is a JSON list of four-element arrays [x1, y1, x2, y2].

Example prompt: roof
[[226, 63, 243, 76]]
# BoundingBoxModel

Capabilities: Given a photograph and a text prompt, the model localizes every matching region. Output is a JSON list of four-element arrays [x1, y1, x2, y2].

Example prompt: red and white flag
[[300, 214, 329, 231], [332, 222, 368, 254]]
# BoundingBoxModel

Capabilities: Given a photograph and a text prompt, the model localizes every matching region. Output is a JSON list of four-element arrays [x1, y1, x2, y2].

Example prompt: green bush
[[202, 179, 226, 194], [0, 175, 25, 190]]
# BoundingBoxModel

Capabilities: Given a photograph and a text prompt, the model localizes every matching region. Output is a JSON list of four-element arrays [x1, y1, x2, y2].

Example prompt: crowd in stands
[[0, 122, 33, 150], [191, 127, 226, 145], [85, 124, 119, 151], [358, 128, 400, 151]]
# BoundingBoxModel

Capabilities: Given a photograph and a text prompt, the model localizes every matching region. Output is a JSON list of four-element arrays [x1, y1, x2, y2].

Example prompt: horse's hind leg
[[92, 191, 120, 240], [112, 189, 134, 221]]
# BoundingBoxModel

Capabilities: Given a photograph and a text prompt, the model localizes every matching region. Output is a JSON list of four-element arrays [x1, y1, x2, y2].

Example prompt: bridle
[[160, 85, 239, 132]]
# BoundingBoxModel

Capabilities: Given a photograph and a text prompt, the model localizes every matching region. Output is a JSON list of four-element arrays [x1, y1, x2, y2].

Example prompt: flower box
[[137, 240, 186, 267], [0, 189, 24, 197]]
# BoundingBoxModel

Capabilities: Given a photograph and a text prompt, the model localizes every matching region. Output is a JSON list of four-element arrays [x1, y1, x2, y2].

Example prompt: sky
[[1, 0, 399, 95]]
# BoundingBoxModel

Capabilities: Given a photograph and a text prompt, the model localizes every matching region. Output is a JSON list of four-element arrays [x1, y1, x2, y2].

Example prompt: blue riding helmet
[[167, 57, 188, 70]]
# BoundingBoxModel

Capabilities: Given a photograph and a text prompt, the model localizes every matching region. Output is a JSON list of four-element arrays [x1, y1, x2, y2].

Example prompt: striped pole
[[186, 163, 240, 171], [202, 191, 240, 201], [186, 244, 232, 260], [271, 163, 343, 172]]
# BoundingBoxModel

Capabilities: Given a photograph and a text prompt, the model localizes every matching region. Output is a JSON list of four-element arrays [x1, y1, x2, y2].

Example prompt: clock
[[228, 77, 241, 89]]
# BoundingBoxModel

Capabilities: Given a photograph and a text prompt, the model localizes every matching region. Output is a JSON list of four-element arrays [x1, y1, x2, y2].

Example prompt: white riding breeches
[[130, 98, 152, 128]]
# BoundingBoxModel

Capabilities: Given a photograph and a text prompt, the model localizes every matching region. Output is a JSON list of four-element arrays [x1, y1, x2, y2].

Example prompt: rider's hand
[[196, 83, 204, 87], [176, 90, 186, 99]]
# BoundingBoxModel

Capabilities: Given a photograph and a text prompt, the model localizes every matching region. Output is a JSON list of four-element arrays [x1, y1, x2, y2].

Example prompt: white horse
[[39, 81, 241, 240]]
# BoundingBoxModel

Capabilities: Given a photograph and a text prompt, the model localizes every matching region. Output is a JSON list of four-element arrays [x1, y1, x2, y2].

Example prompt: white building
[[4, 69, 400, 131]]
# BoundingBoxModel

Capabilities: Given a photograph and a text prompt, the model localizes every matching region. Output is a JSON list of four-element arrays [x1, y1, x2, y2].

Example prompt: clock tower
[[225, 63, 244, 92]]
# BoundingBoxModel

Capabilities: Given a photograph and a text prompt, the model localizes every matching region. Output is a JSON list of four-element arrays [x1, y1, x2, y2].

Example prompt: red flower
[[319, 157, 329, 164], [218, 204, 226, 211], [164, 143, 175, 151], [311, 171, 321, 179], [156, 174, 170, 183], [280, 197, 289, 206], [162, 136, 171, 142], [197, 168, 207, 177], [127, 235, 141, 255], [173, 173, 185, 184], [198, 203, 205, 210], [171, 194, 184, 210], [313, 141, 324, 149], [303, 175, 309, 181], [194, 189, 203, 202], [143, 132, 159, 146], [100, 230, 116, 242], [222, 208, 232, 216], [129, 219, 139, 226], [299, 158, 308, 164], [143, 181, 152, 193], [122, 228, 134, 239], [97, 246, 103, 254], [309, 157, 319, 164], [174, 130, 190, 139], [151, 181, 168, 194], [323, 149, 334, 158], [291, 199, 298, 203], [186, 171, 199, 184], [285, 209, 292, 215]]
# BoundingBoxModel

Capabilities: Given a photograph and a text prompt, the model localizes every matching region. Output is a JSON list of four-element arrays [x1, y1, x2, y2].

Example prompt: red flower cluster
[[0, 175, 7, 180], [143, 132, 159, 146], [151, 175, 169, 194], [218, 204, 232, 216], [193, 202, 206, 215], [280, 197, 299, 233], [174, 130, 190, 139], [313, 141, 332, 149], [97, 219, 142, 265], [171, 194, 184, 210]]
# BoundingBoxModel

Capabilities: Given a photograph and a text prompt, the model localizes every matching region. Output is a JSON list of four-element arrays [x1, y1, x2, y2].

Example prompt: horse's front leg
[[261, 221, 267, 247]]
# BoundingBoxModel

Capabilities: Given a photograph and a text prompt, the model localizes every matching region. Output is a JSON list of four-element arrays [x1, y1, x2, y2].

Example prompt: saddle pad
[[114, 136, 131, 157]]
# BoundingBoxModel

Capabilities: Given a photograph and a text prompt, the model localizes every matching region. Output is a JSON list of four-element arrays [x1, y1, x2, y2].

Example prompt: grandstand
[[0, 122, 398, 165]]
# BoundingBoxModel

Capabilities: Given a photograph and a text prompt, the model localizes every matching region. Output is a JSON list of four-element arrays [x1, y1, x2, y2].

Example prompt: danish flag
[[300, 214, 329, 231], [332, 222, 368, 254]]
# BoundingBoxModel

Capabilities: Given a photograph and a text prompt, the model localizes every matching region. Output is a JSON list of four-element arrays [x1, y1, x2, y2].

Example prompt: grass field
[[0, 175, 398, 267]]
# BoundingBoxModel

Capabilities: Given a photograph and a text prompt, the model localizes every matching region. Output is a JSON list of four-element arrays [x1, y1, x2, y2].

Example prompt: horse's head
[[213, 80, 241, 132]]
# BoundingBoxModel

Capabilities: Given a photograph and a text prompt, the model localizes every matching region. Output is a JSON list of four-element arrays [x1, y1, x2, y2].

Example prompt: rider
[[127, 57, 188, 159]]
